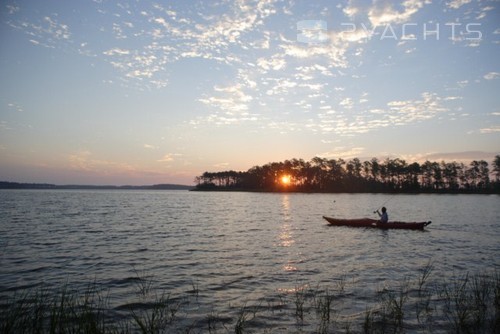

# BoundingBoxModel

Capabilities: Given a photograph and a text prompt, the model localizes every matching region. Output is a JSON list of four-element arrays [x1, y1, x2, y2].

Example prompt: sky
[[0, 0, 499, 186]]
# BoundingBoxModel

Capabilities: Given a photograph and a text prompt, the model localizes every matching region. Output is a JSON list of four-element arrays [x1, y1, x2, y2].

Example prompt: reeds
[[0, 282, 114, 333], [1, 266, 499, 333], [440, 272, 500, 333]]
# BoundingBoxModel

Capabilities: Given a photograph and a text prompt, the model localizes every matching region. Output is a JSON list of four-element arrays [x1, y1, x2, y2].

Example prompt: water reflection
[[279, 195, 298, 271], [279, 195, 294, 247]]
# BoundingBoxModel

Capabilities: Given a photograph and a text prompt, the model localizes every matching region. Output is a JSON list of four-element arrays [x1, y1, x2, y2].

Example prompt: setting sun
[[280, 175, 291, 185]]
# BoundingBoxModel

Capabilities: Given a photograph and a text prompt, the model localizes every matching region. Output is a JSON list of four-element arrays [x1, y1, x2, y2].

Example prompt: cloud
[[6, 4, 19, 14], [256, 55, 287, 71], [199, 83, 253, 115], [484, 72, 500, 80], [446, 0, 472, 10], [386, 92, 448, 123], [311, 91, 453, 136], [3, 0, 279, 90], [213, 162, 230, 168], [68, 150, 93, 171], [409, 151, 499, 163], [68, 150, 137, 174], [280, 40, 349, 69], [479, 126, 500, 134], [0, 121, 11, 131], [340, 97, 354, 109], [367, 0, 429, 27], [103, 48, 130, 56], [318, 147, 366, 159], [7, 102, 24, 112], [6, 14, 72, 49], [264, 78, 298, 96], [295, 65, 334, 79], [158, 154, 175, 162], [343, 0, 362, 18]]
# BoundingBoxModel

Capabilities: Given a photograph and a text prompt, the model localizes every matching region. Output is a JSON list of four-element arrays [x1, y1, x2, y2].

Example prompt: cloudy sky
[[1, 0, 499, 185]]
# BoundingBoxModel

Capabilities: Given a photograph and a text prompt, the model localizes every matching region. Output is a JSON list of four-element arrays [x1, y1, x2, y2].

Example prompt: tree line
[[194, 155, 500, 193]]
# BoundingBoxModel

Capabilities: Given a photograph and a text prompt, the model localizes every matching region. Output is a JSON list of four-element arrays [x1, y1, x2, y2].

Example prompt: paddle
[[373, 194, 396, 214]]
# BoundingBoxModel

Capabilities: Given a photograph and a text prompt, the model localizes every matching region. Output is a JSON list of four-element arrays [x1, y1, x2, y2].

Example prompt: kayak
[[323, 216, 432, 230]]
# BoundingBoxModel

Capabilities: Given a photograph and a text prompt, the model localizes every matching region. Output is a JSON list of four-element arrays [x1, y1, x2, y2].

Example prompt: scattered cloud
[[158, 153, 182, 163], [311, 91, 452, 136], [446, 0, 472, 10], [7, 102, 24, 112], [256, 55, 287, 72], [386, 92, 449, 123], [368, 0, 429, 27], [68, 150, 137, 174], [198, 82, 257, 124], [103, 48, 130, 56], [318, 147, 366, 159], [340, 97, 354, 109], [0, 121, 11, 131], [411, 151, 499, 163], [6, 14, 71, 49], [480, 126, 500, 134], [2, 0, 498, 184], [484, 72, 500, 80], [213, 162, 230, 168]]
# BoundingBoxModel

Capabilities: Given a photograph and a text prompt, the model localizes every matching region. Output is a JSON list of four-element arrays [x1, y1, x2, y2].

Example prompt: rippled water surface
[[1, 190, 499, 331]]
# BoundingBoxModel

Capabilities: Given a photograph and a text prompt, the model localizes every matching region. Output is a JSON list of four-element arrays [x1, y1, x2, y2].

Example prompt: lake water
[[1, 190, 499, 332]]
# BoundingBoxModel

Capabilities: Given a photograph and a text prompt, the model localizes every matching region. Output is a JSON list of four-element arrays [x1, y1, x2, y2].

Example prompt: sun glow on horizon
[[280, 175, 291, 186]]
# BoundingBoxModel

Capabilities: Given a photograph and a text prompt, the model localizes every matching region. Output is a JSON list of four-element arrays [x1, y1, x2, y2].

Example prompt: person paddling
[[376, 207, 389, 223]]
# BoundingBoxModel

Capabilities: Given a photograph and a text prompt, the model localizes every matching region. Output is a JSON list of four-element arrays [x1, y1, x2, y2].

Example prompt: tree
[[466, 160, 489, 190], [441, 161, 461, 190], [194, 156, 497, 193], [493, 155, 500, 182]]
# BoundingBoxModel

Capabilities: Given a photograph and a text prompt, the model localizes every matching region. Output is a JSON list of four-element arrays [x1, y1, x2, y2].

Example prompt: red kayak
[[323, 216, 432, 230]]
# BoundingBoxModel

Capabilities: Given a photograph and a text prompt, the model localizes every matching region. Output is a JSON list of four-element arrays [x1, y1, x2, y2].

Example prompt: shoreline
[[0, 181, 194, 191], [2, 181, 498, 194]]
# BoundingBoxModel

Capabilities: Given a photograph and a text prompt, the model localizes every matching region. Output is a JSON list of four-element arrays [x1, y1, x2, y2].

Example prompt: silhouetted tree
[[194, 156, 499, 193], [492, 155, 500, 182]]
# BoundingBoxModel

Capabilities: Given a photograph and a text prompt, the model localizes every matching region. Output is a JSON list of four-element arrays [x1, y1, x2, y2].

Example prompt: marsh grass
[[439, 272, 500, 333], [1, 268, 499, 333], [0, 282, 115, 334], [293, 285, 307, 322], [313, 288, 336, 334], [234, 305, 248, 334], [381, 277, 410, 331], [130, 292, 181, 334], [133, 267, 154, 297]]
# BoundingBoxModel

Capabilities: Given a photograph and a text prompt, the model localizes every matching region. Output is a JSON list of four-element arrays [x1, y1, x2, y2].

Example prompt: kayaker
[[376, 207, 389, 223]]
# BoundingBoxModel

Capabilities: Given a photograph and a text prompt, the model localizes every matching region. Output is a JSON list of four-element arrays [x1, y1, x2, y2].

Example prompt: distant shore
[[2, 181, 499, 194], [0, 181, 194, 191]]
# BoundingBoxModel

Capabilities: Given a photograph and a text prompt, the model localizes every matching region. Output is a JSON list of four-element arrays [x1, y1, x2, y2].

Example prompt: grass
[[1, 266, 500, 333]]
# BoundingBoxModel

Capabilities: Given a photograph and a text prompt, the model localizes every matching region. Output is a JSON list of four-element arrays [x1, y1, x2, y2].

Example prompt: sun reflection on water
[[279, 195, 294, 247], [278, 195, 300, 272], [283, 263, 298, 272]]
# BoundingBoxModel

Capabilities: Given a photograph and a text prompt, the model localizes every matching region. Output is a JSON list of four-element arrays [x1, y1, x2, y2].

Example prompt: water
[[1, 190, 499, 331]]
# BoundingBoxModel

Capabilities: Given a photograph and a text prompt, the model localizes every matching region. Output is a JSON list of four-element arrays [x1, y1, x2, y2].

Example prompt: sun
[[280, 175, 291, 185]]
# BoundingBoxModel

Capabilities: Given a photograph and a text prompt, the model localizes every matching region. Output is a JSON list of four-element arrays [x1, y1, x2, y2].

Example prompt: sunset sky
[[1, 0, 499, 185]]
